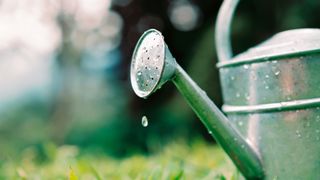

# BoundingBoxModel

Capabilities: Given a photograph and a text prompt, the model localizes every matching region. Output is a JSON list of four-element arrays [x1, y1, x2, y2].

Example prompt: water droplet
[[265, 85, 269, 89], [243, 64, 249, 69], [137, 71, 142, 76], [272, 60, 278, 64], [230, 76, 235, 80], [274, 71, 280, 76], [208, 130, 212, 135], [236, 92, 240, 98], [238, 121, 243, 126], [265, 74, 269, 78], [296, 130, 301, 138], [141, 116, 148, 127], [245, 93, 250, 100]]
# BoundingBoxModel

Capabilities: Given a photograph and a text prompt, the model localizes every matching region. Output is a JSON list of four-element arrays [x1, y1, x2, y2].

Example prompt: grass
[[0, 140, 241, 179]]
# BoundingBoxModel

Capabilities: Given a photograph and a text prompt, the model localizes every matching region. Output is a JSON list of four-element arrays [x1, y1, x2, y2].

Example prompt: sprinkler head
[[130, 29, 176, 98]]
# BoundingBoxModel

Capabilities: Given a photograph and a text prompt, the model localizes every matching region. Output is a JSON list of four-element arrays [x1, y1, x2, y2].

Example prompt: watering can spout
[[130, 29, 264, 179], [172, 65, 264, 179]]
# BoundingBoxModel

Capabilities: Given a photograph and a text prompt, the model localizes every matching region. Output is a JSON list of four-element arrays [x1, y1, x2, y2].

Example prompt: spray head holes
[[130, 29, 176, 98]]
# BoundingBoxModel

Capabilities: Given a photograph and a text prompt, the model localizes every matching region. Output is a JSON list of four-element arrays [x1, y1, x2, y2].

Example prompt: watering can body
[[130, 0, 320, 179], [216, 0, 320, 179]]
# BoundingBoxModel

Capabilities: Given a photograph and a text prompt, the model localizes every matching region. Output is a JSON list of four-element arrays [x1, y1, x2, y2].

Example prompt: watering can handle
[[215, 0, 240, 62]]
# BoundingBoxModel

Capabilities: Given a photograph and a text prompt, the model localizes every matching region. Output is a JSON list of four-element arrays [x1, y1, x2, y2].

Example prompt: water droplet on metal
[[296, 130, 301, 138], [243, 64, 249, 69], [265, 74, 269, 78], [245, 93, 250, 100], [142, 116, 148, 127], [274, 71, 280, 76], [137, 71, 142, 76]]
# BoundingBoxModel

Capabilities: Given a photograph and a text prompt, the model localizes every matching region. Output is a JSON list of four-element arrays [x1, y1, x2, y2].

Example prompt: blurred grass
[[0, 140, 240, 179]]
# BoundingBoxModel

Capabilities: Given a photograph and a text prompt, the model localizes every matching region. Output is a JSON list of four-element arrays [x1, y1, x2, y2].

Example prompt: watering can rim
[[216, 28, 320, 68]]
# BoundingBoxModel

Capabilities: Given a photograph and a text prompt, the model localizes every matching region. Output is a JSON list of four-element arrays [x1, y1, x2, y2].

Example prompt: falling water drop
[[141, 116, 148, 127]]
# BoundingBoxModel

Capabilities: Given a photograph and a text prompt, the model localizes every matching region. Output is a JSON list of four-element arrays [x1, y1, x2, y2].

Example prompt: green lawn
[[0, 141, 240, 179]]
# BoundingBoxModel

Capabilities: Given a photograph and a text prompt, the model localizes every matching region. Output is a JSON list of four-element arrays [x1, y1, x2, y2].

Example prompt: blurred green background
[[0, 0, 320, 178]]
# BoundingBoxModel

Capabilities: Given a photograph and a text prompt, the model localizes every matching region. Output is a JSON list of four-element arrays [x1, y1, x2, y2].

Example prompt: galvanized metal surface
[[130, 29, 176, 98], [216, 0, 320, 179], [217, 29, 320, 68]]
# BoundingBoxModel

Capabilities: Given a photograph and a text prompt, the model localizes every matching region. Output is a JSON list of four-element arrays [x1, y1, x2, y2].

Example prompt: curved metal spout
[[130, 29, 264, 179], [173, 65, 263, 179]]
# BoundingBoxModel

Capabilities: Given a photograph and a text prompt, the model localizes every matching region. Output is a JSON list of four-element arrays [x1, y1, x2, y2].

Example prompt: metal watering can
[[130, 0, 320, 179]]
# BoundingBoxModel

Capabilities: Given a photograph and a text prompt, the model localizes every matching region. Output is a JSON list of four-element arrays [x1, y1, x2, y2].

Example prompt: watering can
[[130, 0, 320, 179]]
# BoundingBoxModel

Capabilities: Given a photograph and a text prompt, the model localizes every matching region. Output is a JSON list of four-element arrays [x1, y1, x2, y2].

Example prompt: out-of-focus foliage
[[0, 140, 239, 179]]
